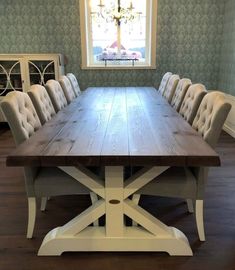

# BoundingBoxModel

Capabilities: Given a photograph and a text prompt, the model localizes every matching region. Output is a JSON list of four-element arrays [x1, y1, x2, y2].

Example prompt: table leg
[[38, 166, 192, 256]]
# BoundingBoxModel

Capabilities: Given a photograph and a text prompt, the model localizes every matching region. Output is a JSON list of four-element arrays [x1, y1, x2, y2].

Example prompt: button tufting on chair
[[171, 78, 192, 112], [28, 84, 56, 125], [59, 75, 76, 103], [158, 72, 173, 95], [163, 74, 180, 103], [179, 84, 207, 125], [66, 73, 81, 97], [45, 80, 67, 112]]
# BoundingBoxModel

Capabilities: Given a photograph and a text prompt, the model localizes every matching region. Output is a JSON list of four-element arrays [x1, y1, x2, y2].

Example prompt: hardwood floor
[[0, 123, 235, 270]]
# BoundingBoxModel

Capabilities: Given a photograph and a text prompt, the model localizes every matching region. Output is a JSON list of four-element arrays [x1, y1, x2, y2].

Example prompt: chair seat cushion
[[34, 167, 90, 197], [137, 167, 197, 199]]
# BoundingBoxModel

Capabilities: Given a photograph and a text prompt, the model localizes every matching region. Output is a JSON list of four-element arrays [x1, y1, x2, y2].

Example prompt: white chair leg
[[90, 192, 99, 226], [186, 199, 194, 213], [40, 197, 47, 212], [195, 199, 205, 241], [132, 194, 141, 226], [27, 197, 36, 239]]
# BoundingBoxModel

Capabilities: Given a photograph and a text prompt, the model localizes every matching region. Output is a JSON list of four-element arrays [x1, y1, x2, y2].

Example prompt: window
[[80, 0, 157, 69]]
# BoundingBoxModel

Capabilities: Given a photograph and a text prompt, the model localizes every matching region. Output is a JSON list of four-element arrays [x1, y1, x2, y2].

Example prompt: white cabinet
[[0, 54, 65, 121]]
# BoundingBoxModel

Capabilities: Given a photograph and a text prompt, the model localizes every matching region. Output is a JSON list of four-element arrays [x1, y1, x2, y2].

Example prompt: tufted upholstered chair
[[179, 84, 206, 125], [59, 75, 76, 103], [66, 73, 81, 97], [163, 74, 180, 103], [192, 91, 231, 148], [45, 80, 67, 112], [133, 91, 231, 241], [1, 91, 41, 145], [171, 78, 192, 112], [158, 72, 172, 95], [0, 91, 92, 238], [28, 84, 56, 125]]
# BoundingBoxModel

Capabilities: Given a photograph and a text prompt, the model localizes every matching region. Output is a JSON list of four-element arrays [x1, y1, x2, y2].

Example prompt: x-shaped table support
[[38, 166, 192, 256]]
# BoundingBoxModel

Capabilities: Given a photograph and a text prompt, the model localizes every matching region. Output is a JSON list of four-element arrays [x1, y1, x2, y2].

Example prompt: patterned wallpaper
[[0, 0, 225, 90], [218, 0, 235, 95]]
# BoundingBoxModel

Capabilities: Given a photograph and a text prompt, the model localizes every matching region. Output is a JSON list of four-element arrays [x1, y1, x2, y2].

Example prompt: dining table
[[6, 87, 220, 256]]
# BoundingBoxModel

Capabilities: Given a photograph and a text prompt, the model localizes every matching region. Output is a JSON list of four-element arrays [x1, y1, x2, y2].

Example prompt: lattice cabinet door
[[0, 54, 65, 122], [0, 58, 24, 96], [25, 54, 64, 88]]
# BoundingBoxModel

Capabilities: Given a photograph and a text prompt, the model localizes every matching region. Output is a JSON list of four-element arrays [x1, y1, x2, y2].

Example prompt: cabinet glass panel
[[0, 61, 22, 96], [28, 60, 56, 86]]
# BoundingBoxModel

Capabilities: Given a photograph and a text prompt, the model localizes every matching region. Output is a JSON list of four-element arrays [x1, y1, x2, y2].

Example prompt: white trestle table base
[[38, 166, 193, 256], [38, 226, 192, 256]]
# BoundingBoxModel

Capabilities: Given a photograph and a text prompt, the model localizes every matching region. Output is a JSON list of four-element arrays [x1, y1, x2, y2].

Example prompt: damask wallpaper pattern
[[0, 0, 225, 90], [218, 0, 235, 95]]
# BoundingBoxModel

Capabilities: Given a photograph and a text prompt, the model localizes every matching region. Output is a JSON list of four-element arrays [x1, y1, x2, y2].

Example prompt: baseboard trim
[[223, 93, 235, 138], [224, 124, 235, 138]]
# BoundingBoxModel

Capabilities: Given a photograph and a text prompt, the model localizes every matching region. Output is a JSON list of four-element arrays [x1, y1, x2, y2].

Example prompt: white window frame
[[79, 0, 158, 69]]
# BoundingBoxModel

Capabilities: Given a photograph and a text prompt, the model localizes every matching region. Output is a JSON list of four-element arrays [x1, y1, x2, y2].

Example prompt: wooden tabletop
[[6, 87, 220, 167]]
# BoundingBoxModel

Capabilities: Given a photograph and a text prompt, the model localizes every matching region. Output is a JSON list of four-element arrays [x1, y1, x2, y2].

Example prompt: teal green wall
[[0, 0, 225, 90], [218, 0, 235, 96]]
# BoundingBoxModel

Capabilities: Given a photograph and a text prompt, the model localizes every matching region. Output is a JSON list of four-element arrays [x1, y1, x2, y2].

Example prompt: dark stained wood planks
[[101, 87, 129, 165], [6, 87, 220, 167]]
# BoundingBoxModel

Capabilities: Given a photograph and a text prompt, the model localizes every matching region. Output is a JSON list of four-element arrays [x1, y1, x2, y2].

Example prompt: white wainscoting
[[224, 94, 235, 138]]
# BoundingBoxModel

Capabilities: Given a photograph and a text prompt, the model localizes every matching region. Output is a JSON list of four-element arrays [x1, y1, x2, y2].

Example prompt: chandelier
[[91, 0, 142, 26]]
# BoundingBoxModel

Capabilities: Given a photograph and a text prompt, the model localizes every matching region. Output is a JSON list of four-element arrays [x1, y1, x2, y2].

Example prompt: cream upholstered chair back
[[163, 74, 180, 103], [28, 84, 56, 125], [59, 75, 76, 103], [0, 89, 91, 240], [171, 78, 192, 112], [0, 90, 40, 212], [179, 84, 206, 125], [67, 73, 81, 97], [45, 80, 67, 112], [0, 91, 41, 145], [192, 91, 231, 148], [158, 72, 172, 95]]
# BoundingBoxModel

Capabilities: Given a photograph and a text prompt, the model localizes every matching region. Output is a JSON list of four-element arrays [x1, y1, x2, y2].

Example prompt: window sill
[[81, 65, 156, 70]]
